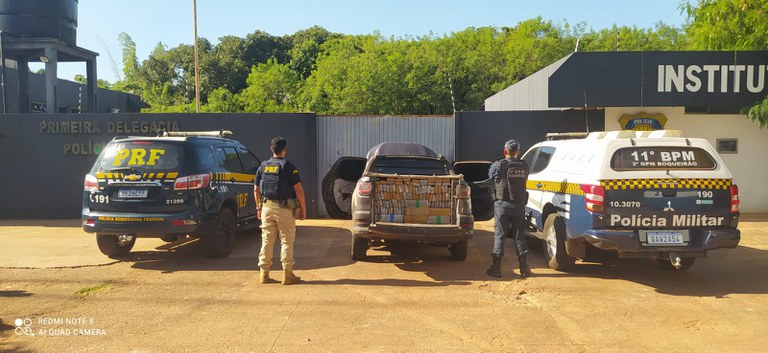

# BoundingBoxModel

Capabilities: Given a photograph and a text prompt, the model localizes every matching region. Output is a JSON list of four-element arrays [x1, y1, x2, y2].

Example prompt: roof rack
[[545, 132, 589, 141], [156, 129, 233, 137]]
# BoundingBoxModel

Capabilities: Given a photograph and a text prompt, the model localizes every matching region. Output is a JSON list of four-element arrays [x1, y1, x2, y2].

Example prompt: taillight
[[580, 184, 605, 213], [174, 174, 211, 190], [357, 177, 372, 196], [730, 185, 740, 213], [456, 183, 471, 199], [171, 219, 198, 226], [84, 174, 99, 193], [83, 219, 95, 227]]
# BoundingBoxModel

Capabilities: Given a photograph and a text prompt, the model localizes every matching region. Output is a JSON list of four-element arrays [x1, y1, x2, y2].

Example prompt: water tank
[[0, 0, 78, 46]]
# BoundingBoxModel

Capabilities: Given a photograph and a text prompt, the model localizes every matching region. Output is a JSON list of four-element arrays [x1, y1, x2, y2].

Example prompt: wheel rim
[[546, 225, 557, 258]]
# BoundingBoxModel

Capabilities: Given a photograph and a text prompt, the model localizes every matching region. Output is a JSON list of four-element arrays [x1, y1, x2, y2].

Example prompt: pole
[[193, 0, 201, 112]]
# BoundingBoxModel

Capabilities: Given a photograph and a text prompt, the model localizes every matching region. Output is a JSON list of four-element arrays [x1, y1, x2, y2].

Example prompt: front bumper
[[580, 228, 741, 257], [361, 223, 473, 243], [81, 207, 215, 237]]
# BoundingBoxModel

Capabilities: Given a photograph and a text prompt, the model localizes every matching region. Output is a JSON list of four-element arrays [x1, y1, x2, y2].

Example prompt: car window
[[611, 147, 717, 170], [370, 157, 449, 175], [215, 147, 229, 170], [238, 148, 260, 173], [531, 147, 556, 173], [222, 147, 243, 172], [92, 141, 182, 172], [194, 145, 216, 170], [522, 147, 539, 171]]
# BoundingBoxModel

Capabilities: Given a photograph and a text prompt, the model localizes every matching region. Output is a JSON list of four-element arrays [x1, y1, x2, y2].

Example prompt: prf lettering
[[263, 166, 279, 173], [114, 149, 165, 166], [237, 193, 248, 208]]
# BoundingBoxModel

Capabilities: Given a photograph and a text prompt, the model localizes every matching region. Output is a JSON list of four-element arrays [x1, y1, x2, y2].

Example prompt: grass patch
[[74, 282, 110, 296]]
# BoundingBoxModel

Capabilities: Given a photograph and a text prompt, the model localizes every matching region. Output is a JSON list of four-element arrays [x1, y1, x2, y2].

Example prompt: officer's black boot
[[518, 255, 533, 278], [486, 255, 502, 278]]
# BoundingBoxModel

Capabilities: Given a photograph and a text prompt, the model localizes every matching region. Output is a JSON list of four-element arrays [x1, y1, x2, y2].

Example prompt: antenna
[[584, 90, 590, 133]]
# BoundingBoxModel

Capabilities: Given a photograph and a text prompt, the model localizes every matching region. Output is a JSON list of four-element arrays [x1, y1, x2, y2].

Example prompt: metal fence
[[316, 115, 454, 217]]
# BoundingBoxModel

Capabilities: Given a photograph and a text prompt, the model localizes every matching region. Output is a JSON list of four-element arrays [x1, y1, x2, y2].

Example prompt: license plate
[[644, 231, 685, 246], [118, 188, 148, 198]]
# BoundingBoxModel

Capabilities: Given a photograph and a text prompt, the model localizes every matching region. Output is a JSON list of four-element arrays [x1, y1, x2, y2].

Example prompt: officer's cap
[[271, 137, 287, 152], [504, 139, 520, 152]]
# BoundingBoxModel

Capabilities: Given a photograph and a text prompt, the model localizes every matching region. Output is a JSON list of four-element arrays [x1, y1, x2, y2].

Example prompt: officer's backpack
[[495, 159, 529, 204], [259, 158, 286, 200]]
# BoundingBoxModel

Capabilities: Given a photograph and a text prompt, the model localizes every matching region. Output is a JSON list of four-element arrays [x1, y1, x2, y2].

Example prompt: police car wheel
[[542, 214, 575, 271], [160, 235, 179, 243], [657, 257, 696, 271], [96, 234, 135, 259], [205, 208, 237, 258], [449, 240, 468, 261], [351, 236, 368, 261]]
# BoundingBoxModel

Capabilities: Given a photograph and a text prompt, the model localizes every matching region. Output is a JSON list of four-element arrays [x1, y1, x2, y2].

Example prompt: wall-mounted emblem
[[619, 112, 668, 131]]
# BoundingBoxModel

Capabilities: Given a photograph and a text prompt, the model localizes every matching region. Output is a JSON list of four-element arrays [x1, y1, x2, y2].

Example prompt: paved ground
[[0, 217, 767, 353]]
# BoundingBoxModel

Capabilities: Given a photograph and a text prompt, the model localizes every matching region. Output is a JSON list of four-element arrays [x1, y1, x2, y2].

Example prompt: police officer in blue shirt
[[486, 139, 532, 278], [254, 137, 306, 285]]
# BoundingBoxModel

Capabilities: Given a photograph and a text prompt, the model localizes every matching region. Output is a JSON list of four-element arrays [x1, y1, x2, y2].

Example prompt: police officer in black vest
[[486, 139, 532, 278], [254, 137, 306, 285]]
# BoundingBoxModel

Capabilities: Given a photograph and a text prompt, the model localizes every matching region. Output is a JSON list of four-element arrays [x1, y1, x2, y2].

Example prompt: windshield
[[370, 157, 449, 175], [91, 141, 183, 173]]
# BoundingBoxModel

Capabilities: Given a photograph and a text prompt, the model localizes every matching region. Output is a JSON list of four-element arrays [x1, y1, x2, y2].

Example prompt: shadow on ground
[[0, 290, 32, 297], [507, 230, 768, 298], [126, 226, 355, 273]]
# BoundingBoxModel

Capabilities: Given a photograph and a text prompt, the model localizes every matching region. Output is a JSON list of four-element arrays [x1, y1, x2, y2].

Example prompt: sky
[[44, 0, 691, 84]]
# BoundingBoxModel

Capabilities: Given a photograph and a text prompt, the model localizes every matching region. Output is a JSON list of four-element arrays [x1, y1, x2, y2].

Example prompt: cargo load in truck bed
[[372, 175, 460, 225]]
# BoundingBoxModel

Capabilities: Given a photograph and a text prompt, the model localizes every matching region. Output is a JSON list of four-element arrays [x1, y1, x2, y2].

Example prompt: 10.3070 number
[[608, 201, 641, 208]]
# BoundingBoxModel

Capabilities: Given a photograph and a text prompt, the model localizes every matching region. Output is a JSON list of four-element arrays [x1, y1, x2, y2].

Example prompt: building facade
[[486, 51, 768, 212]]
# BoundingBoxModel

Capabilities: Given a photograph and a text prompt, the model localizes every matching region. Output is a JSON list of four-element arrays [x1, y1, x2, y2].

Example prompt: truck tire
[[205, 208, 237, 258], [351, 236, 368, 261], [96, 234, 135, 259], [449, 240, 468, 261], [657, 257, 696, 271], [542, 214, 575, 271]]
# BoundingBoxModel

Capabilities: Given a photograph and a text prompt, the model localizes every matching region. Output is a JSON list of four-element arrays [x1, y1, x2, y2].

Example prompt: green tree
[[73, 74, 112, 89], [204, 87, 242, 113], [241, 58, 299, 112], [683, 0, 768, 127]]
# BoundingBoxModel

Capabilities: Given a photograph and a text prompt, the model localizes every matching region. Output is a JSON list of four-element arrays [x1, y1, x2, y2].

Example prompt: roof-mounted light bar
[[157, 130, 233, 137]]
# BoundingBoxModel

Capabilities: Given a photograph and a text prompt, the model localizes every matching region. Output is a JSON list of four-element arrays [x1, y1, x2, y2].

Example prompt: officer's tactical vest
[[259, 158, 287, 200], [495, 159, 529, 203]]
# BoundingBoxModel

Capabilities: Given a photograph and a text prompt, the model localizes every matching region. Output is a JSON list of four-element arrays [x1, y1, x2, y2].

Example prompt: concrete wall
[[0, 113, 318, 219], [604, 107, 768, 212], [455, 110, 605, 161]]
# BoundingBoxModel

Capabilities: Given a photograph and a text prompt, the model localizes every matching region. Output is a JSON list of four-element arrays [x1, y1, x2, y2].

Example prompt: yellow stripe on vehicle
[[601, 178, 732, 190], [165, 172, 179, 180], [527, 180, 584, 196], [229, 173, 255, 183]]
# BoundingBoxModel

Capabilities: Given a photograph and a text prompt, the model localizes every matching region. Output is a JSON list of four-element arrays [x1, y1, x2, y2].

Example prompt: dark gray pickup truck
[[322, 142, 493, 261]]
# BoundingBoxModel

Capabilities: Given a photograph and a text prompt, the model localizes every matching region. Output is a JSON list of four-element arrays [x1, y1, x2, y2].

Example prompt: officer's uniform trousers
[[258, 201, 296, 270], [492, 200, 528, 258]]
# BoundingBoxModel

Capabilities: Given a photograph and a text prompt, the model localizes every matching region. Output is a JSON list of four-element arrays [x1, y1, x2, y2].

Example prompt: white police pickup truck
[[522, 130, 740, 271]]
